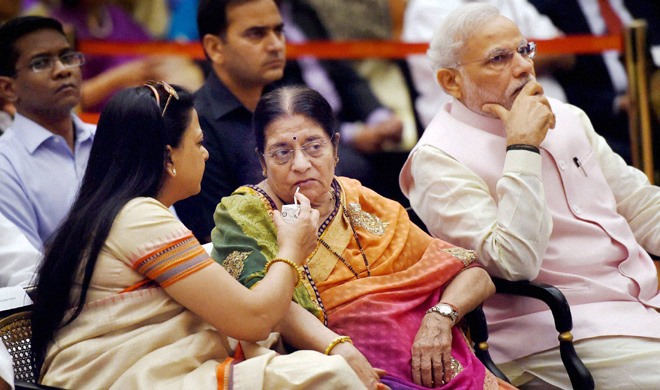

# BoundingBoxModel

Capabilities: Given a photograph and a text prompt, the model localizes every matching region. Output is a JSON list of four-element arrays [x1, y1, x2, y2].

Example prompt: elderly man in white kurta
[[402, 0, 570, 128], [400, 4, 660, 390]]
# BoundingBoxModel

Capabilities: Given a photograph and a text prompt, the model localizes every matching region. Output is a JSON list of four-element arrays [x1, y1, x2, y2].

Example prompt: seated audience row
[[0, 0, 658, 388]]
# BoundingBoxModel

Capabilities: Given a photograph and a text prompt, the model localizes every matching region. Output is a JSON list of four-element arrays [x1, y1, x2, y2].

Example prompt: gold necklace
[[318, 201, 371, 279]]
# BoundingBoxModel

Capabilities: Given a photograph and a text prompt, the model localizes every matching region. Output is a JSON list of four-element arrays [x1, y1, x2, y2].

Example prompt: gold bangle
[[324, 336, 353, 355], [265, 257, 303, 287]]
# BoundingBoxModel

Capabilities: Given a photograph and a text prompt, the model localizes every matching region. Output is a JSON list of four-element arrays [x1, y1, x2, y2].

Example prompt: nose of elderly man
[[512, 51, 535, 78]]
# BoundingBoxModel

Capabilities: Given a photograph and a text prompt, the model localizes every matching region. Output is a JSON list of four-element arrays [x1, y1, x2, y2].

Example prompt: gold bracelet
[[265, 257, 303, 287], [324, 336, 353, 355]]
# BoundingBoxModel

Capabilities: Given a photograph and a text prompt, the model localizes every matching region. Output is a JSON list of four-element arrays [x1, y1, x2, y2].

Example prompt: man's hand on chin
[[482, 79, 556, 148]]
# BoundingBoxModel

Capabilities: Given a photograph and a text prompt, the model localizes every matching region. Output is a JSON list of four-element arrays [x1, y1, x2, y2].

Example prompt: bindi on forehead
[[269, 134, 322, 146]]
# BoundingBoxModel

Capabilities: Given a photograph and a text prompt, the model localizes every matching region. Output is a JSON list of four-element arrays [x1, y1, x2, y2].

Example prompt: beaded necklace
[[318, 199, 371, 279]]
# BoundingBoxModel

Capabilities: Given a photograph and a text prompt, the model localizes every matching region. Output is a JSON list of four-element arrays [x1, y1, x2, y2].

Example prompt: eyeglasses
[[141, 80, 179, 117], [16, 51, 85, 73], [455, 42, 536, 70], [263, 138, 333, 165]]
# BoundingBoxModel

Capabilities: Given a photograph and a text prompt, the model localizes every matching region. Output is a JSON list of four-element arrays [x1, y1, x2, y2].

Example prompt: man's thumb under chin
[[481, 103, 506, 118]]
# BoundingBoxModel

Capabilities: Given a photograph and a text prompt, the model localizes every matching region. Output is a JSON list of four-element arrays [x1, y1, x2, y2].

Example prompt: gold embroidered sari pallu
[[212, 177, 508, 389]]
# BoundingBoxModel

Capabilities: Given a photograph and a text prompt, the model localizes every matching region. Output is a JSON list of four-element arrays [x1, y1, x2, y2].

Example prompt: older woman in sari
[[211, 86, 517, 390]]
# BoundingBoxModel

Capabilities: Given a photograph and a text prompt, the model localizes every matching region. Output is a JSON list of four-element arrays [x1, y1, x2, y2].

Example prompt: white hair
[[427, 3, 501, 74]]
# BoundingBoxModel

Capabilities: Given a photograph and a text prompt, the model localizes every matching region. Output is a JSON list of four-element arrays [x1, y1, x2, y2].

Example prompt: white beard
[[459, 71, 533, 118]]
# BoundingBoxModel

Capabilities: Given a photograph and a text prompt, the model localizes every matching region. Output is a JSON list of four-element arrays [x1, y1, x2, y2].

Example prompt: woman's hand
[[272, 192, 320, 266], [330, 342, 391, 390], [411, 313, 454, 388]]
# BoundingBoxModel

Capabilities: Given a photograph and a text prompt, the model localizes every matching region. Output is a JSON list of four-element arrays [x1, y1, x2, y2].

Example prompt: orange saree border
[[215, 343, 244, 390]]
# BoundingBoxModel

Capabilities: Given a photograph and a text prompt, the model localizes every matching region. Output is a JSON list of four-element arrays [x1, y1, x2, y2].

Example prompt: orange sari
[[212, 177, 516, 390]]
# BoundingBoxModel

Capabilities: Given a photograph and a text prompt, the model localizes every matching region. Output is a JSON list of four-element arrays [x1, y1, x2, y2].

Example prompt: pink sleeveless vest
[[401, 99, 660, 362]]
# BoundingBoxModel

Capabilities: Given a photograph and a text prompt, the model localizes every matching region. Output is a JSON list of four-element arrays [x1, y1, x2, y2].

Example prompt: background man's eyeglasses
[[141, 80, 179, 117], [16, 52, 85, 73], [455, 42, 536, 70]]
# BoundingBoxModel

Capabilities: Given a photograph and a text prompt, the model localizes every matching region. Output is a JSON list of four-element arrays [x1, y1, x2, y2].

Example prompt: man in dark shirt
[[177, 0, 403, 241], [175, 0, 287, 242]]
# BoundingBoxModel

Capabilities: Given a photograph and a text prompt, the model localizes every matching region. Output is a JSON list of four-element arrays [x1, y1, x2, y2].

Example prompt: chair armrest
[[491, 278, 594, 390], [492, 278, 572, 332], [463, 307, 509, 382]]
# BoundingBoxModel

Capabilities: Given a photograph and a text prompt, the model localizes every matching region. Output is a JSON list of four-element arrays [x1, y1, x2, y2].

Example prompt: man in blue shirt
[[0, 16, 95, 250]]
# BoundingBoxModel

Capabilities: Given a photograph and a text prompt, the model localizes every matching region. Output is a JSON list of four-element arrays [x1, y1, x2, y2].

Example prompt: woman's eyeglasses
[[141, 80, 179, 117], [263, 139, 332, 165], [454, 42, 536, 70]]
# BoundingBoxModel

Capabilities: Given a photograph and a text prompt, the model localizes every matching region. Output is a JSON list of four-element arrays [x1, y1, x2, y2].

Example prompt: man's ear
[[0, 76, 18, 104], [436, 68, 463, 100], [202, 34, 225, 66]]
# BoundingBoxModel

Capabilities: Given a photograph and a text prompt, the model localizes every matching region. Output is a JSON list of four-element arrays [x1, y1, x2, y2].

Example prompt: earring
[[172, 168, 176, 175], [262, 170, 267, 177]]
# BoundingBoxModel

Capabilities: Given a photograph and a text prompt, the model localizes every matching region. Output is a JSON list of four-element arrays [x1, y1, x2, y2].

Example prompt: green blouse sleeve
[[210, 189, 278, 289], [210, 188, 323, 320]]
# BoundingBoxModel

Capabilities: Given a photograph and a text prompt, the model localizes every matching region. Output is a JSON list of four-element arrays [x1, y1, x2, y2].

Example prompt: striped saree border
[[132, 233, 214, 288], [216, 357, 234, 390], [215, 342, 243, 390]]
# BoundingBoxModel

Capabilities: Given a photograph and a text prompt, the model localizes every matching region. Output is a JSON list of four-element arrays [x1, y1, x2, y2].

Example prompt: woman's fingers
[[293, 192, 319, 226], [414, 350, 454, 388], [411, 351, 421, 385], [441, 350, 453, 385], [271, 209, 284, 229], [294, 191, 311, 211], [420, 356, 433, 388], [432, 350, 445, 388], [411, 313, 455, 387], [332, 343, 384, 390]]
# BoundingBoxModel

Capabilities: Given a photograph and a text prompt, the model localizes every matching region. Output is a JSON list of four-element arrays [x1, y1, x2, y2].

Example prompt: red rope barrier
[[76, 34, 623, 123], [77, 34, 622, 61]]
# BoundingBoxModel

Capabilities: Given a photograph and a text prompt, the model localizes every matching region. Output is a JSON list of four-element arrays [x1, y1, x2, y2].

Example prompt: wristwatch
[[426, 303, 459, 325]]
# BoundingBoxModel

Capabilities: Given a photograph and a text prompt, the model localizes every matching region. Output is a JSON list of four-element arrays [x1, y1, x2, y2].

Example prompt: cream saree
[[40, 197, 362, 390]]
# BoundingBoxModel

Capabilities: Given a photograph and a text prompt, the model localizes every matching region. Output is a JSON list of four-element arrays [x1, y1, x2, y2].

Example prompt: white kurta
[[400, 98, 660, 362]]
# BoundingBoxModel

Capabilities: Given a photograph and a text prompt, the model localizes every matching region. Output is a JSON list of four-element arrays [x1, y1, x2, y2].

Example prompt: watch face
[[438, 305, 452, 315]]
